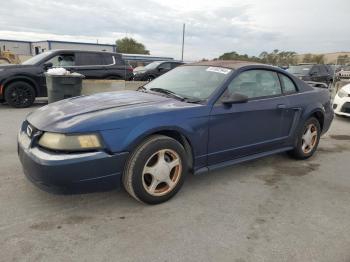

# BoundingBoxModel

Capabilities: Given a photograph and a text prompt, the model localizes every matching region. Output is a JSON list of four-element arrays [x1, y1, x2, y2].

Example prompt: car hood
[[27, 90, 198, 132]]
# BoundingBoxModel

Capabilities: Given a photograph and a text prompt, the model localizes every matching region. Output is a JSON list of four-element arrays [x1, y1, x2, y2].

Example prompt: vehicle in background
[[133, 61, 184, 81], [335, 65, 350, 81], [18, 61, 334, 204], [0, 50, 133, 108], [333, 83, 350, 117], [287, 64, 333, 85]]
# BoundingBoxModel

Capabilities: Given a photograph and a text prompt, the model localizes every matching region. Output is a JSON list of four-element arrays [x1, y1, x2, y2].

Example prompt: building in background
[[0, 39, 116, 62], [0, 39, 174, 65]]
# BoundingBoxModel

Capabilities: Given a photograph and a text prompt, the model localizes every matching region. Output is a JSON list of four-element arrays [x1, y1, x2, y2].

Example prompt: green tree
[[336, 55, 349, 65], [302, 54, 324, 64], [116, 37, 150, 54]]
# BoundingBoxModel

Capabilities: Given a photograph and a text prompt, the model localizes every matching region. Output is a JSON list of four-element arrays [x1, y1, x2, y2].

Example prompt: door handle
[[277, 104, 286, 109]]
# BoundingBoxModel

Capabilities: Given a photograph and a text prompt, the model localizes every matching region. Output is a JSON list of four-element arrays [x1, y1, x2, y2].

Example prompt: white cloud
[[0, 0, 349, 60]]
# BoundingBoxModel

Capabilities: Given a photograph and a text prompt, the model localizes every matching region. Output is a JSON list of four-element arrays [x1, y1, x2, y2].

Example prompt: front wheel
[[123, 135, 188, 204], [4, 81, 35, 108], [289, 117, 321, 159]]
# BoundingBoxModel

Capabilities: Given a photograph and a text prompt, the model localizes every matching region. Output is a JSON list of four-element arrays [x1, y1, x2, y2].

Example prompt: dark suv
[[287, 64, 333, 85], [133, 61, 184, 81], [0, 50, 133, 107]]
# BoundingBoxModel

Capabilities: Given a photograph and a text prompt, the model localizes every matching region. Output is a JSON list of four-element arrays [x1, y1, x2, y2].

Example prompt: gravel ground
[[0, 100, 350, 262]]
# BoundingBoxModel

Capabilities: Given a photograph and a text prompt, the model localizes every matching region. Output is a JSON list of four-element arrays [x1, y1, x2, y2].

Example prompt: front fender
[[100, 109, 210, 166]]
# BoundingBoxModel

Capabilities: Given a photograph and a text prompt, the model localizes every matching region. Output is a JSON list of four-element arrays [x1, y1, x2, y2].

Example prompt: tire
[[123, 135, 188, 204], [4, 81, 35, 108], [146, 75, 155, 82], [288, 117, 321, 159]]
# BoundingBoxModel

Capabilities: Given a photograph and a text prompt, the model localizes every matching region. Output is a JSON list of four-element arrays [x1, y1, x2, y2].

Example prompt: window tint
[[76, 53, 103, 66], [319, 65, 328, 75], [159, 62, 171, 70], [280, 74, 297, 93], [225, 70, 281, 99], [310, 66, 319, 75], [102, 54, 114, 65], [113, 55, 125, 65], [171, 62, 181, 69], [47, 54, 75, 67]]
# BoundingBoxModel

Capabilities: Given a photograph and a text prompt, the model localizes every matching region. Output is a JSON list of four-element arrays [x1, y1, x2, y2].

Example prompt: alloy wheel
[[301, 123, 318, 154], [142, 149, 182, 196]]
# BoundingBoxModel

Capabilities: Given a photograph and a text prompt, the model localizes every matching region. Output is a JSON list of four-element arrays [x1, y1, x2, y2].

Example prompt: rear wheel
[[289, 117, 321, 159], [4, 81, 35, 108], [123, 135, 188, 204], [146, 75, 155, 82]]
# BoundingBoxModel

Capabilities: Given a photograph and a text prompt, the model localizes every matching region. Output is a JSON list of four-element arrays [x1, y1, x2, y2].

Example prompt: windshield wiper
[[149, 88, 185, 101]]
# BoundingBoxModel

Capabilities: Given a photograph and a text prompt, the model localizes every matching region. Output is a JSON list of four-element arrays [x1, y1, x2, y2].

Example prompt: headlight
[[337, 89, 349, 98], [38, 132, 102, 151]]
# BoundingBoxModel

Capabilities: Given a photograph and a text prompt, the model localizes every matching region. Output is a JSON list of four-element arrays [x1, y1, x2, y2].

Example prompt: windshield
[[287, 65, 313, 75], [144, 65, 232, 100], [145, 61, 162, 70], [22, 51, 53, 65]]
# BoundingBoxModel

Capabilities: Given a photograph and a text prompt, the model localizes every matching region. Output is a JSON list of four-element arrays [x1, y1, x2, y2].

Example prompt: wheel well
[[311, 111, 324, 131], [149, 130, 194, 171], [4, 78, 37, 96]]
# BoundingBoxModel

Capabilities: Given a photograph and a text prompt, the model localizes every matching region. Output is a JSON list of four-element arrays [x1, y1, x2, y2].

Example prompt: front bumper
[[333, 94, 350, 117], [18, 129, 129, 194]]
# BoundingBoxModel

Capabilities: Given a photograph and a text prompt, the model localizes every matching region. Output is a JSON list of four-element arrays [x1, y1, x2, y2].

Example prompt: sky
[[0, 0, 349, 61]]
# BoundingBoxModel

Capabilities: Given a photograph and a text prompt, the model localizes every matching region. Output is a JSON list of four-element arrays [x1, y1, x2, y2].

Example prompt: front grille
[[341, 102, 350, 114]]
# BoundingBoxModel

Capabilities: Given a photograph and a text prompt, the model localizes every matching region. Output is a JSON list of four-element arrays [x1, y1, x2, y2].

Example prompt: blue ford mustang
[[18, 61, 334, 204]]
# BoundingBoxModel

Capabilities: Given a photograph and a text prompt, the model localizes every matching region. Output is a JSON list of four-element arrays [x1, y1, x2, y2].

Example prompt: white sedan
[[333, 83, 350, 117]]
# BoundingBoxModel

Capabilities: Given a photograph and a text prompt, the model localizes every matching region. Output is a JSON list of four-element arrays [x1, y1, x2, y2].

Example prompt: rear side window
[[280, 74, 297, 93], [226, 70, 282, 99], [159, 62, 171, 70], [102, 54, 114, 65], [113, 55, 125, 65], [171, 62, 181, 69], [76, 53, 103, 66]]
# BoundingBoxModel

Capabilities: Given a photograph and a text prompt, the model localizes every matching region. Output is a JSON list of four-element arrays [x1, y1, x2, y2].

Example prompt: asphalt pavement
[[1, 100, 350, 262]]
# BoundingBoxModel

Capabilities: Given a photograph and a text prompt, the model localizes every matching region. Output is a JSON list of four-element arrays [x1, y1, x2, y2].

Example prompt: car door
[[72, 52, 105, 79], [208, 69, 288, 165]]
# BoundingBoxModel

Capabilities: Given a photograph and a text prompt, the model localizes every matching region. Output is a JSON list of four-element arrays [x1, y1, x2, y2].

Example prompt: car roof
[[184, 60, 262, 69], [50, 49, 120, 56]]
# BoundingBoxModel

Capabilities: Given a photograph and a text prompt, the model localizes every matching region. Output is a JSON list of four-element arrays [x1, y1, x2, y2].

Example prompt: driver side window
[[159, 63, 171, 70], [224, 70, 282, 99], [47, 54, 75, 67]]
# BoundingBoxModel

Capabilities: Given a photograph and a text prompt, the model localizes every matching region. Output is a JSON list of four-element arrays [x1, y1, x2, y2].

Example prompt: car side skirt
[[194, 146, 294, 175]]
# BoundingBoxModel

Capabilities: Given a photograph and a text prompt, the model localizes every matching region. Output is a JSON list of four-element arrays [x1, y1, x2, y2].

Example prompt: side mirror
[[222, 93, 248, 105], [310, 71, 318, 76], [43, 62, 53, 69]]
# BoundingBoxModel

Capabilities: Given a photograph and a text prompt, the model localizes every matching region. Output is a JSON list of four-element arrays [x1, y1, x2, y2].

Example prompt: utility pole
[[181, 23, 185, 61]]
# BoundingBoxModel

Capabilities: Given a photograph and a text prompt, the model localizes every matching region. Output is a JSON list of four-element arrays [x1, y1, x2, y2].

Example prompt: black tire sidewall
[[294, 117, 321, 159], [4, 81, 35, 108], [128, 137, 188, 204]]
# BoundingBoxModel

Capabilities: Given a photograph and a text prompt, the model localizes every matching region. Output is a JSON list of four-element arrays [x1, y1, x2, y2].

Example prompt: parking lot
[[1, 100, 350, 262]]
